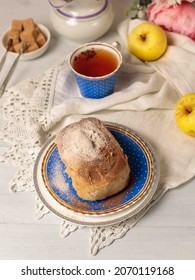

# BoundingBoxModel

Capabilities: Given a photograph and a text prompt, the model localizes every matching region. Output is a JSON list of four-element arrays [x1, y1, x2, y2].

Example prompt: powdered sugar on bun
[[56, 119, 109, 163], [55, 118, 130, 201]]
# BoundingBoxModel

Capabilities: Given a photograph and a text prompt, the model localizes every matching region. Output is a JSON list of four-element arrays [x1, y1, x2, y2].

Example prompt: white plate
[[34, 122, 160, 226]]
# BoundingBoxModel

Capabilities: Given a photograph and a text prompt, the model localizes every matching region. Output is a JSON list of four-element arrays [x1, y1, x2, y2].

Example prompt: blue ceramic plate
[[41, 122, 158, 215]]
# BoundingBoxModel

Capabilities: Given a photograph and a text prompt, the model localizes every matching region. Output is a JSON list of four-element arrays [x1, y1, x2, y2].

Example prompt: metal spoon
[[0, 42, 27, 97], [0, 38, 13, 73]]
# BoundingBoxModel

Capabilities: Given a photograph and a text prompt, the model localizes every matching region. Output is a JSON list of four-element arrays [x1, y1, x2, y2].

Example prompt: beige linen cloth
[[1, 18, 195, 255]]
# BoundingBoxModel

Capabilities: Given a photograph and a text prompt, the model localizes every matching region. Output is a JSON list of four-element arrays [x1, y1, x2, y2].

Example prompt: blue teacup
[[69, 42, 122, 99]]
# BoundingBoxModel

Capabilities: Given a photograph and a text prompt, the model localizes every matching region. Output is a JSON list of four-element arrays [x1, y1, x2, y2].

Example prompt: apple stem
[[140, 34, 146, 41], [186, 108, 192, 114]]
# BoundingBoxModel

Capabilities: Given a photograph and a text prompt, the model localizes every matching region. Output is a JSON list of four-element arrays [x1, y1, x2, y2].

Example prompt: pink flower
[[147, 2, 195, 40], [152, 0, 194, 5]]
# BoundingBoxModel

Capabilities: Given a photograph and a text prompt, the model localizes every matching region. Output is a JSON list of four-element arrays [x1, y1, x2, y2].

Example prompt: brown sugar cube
[[27, 42, 39, 52], [34, 26, 40, 32], [9, 46, 15, 52], [20, 28, 39, 42], [36, 32, 46, 47], [34, 26, 41, 36], [22, 18, 35, 30], [12, 42, 24, 53], [7, 30, 20, 45], [11, 19, 23, 32]]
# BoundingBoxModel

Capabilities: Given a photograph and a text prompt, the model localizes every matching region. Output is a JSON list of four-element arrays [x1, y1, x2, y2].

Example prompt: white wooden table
[[0, 0, 195, 260]]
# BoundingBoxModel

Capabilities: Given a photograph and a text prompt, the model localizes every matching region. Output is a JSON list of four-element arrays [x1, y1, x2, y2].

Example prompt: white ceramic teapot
[[48, 0, 114, 42]]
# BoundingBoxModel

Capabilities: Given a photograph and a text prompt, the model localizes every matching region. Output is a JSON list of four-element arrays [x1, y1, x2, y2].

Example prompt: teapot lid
[[50, 0, 109, 19]]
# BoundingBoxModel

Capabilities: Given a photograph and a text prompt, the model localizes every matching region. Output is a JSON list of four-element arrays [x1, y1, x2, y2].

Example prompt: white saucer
[[34, 122, 160, 226]]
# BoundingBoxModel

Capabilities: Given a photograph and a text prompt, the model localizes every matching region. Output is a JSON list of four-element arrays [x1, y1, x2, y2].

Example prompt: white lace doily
[[0, 59, 172, 255]]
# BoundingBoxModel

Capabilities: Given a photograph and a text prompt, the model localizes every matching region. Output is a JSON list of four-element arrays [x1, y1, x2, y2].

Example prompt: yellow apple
[[175, 93, 195, 137], [127, 22, 167, 61]]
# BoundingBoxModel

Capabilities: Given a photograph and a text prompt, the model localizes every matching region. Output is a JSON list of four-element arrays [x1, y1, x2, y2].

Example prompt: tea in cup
[[69, 42, 122, 98]]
